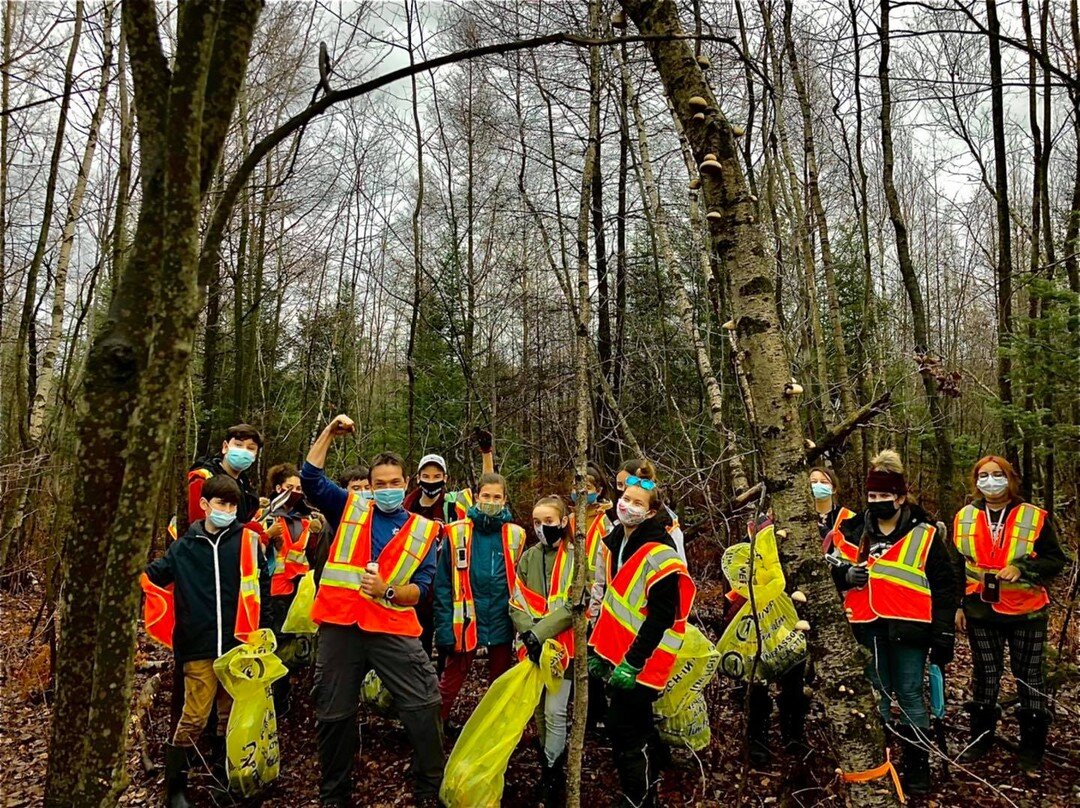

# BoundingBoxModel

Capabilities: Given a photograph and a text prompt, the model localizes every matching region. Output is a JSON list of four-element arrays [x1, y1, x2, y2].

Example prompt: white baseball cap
[[418, 453, 447, 473]]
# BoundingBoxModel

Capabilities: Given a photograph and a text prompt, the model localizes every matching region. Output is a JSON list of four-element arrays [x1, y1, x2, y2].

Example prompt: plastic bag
[[654, 624, 720, 719], [716, 521, 807, 683], [361, 669, 396, 717], [281, 571, 317, 635], [276, 632, 317, 668], [657, 692, 711, 751], [441, 640, 566, 808], [213, 629, 288, 796]]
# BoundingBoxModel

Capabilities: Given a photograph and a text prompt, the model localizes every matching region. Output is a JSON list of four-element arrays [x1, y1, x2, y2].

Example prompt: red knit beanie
[[865, 469, 906, 496]]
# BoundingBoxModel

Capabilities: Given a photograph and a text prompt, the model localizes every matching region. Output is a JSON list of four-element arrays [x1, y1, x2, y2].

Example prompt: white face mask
[[977, 475, 1009, 497], [617, 497, 649, 527]]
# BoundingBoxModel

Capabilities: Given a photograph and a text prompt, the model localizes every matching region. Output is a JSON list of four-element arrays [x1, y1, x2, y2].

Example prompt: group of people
[[142, 416, 1065, 807]]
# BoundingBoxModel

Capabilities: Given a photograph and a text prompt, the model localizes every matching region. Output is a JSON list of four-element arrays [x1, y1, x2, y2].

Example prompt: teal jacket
[[434, 510, 518, 649]]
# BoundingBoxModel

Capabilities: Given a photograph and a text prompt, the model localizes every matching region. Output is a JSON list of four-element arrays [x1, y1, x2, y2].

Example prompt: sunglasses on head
[[625, 475, 656, 491]]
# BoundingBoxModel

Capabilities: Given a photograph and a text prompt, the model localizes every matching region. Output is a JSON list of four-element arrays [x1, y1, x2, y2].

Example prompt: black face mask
[[537, 523, 565, 546], [868, 500, 899, 521], [419, 480, 445, 497], [285, 489, 305, 509]]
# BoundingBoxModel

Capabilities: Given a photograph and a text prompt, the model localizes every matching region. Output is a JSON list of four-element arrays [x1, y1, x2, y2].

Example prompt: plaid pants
[[968, 618, 1048, 712]]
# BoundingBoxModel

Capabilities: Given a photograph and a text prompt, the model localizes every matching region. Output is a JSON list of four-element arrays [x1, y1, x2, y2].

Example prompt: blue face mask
[[570, 492, 600, 505], [359, 490, 374, 503], [373, 488, 406, 513], [225, 447, 256, 472], [811, 482, 833, 501], [208, 508, 237, 528]]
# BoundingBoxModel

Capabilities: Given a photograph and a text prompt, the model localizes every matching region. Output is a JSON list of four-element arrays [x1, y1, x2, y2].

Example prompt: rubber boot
[[208, 734, 227, 785], [899, 725, 932, 796], [1017, 708, 1051, 774], [164, 744, 192, 808], [958, 702, 997, 763], [747, 684, 773, 767], [615, 744, 656, 808], [778, 673, 809, 755], [544, 750, 567, 807]]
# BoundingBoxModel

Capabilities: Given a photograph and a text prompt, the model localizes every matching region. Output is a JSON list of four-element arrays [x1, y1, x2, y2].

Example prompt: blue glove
[[609, 660, 642, 690]]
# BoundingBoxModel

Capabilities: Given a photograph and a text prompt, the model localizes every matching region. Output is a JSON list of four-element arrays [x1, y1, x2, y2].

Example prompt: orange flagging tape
[[839, 748, 906, 804]]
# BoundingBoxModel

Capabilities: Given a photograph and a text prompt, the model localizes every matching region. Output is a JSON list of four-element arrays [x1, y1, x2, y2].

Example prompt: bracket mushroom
[[696, 53, 712, 69], [611, 10, 627, 28], [689, 95, 708, 111], [784, 379, 804, 397], [699, 154, 722, 175]]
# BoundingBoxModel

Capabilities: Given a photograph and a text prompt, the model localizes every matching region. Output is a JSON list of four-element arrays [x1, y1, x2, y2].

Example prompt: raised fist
[[472, 427, 493, 454], [328, 414, 355, 437]]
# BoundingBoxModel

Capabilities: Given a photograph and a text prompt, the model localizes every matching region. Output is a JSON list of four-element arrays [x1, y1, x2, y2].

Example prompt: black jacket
[[603, 517, 682, 669], [145, 520, 271, 663], [832, 503, 960, 647]]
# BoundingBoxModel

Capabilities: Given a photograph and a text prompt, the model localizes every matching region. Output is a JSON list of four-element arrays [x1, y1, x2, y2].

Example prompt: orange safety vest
[[510, 540, 577, 658], [821, 507, 857, 553], [830, 517, 878, 624], [590, 542, 696, 690], [270, 516, 312, 597], [311, 493, 439, 636], [445, 519, 526, 652], [954, 503, 1049, 615], [586, 512, 614, 575], [865, 523, 936, 623], [140, 527, 262, 649]]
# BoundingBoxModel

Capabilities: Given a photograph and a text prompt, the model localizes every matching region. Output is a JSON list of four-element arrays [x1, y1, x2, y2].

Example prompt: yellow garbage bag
[[281, 571, 317, 635], [716, 520, 807, 683], [213, 629, 288, 796], [658, 692, 711, 751], [440, 640, 566, 808], [654, 624, 720, 719], [361, 669, 395, 717]]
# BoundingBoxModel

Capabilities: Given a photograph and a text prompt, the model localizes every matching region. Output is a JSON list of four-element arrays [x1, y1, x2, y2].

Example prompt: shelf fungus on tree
[[688, 95, 708, 111], [699, 154, 723, 175], [784, 379, 804, 396], [722, 319, 736, 330], [688, 177, 701, 190], [839, 684, 848, 693], [804, 439, 816, 450], [696, 53, 712, 69], [693, 112, 706, 123], [611, 10, 627, 28], [791, 590, 807, 603], [731, 123, 746, 137], [706, 211, 722, 223], [794, 620, 811, 632], [776, 528, 788, 539]]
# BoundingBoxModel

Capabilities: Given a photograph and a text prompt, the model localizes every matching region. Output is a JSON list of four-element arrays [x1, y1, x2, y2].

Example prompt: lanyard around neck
[[984, 504, 1007, 544]]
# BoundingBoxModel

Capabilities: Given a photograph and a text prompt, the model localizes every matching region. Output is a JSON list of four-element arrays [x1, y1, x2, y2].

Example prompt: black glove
[[521, 631, 542, 664], [930, 626, 955, 667], [473, 427, 493, 454], [845, 564, 869, 588]]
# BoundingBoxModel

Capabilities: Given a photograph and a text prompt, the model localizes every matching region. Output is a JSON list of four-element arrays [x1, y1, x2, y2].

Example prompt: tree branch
[[807, 391, 892, 463]]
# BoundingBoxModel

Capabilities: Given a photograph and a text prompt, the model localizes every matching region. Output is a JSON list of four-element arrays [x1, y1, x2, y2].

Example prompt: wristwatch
[[383, 586, 397, 603]]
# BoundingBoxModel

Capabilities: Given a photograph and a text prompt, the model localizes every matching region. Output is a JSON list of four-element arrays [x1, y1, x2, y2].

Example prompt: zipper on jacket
[[209, 531, 223, 657]]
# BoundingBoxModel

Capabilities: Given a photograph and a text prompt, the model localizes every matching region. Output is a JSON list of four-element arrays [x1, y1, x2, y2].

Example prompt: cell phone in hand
[[981, 571, 1001, 604]]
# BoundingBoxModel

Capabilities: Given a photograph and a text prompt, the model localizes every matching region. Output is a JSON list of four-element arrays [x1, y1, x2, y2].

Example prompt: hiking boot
[[898, 725, 932, 796], [164, 744, 192, 808], [747, 684, 773, 768], [958, 702, 997, 763], [1017, 708, 1051, 775], [544, 750, 567, 807]]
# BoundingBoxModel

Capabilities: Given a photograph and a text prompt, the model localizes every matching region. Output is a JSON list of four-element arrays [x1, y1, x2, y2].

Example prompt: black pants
[[968, 617, 1048, 712], [314, 623, 444, 803], [606, 684, 661, 806], [749, 659, 808, 743], [268, 593, 296, 709]]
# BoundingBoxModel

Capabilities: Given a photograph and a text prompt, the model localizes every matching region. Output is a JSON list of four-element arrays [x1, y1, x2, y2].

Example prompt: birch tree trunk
[[617, 3, 897, 804]]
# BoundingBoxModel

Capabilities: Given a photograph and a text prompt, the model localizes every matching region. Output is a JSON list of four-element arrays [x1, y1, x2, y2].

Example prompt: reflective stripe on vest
[[446, 520, 525, 652], [586, 513, 613, 574], [590, 542, 696, 689], [954, 503, 1049, 615], [235, 529, 262, 641], [510, 540, 576, 657], [867, 523, 934, 623], [311, 493, 438, 636]]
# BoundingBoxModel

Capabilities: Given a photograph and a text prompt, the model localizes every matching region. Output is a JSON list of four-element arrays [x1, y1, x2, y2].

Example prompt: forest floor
[[2, 548, 1079, 808]]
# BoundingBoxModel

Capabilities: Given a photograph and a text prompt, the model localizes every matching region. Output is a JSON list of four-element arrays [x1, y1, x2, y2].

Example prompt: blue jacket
[[434, 514, 517, 649]]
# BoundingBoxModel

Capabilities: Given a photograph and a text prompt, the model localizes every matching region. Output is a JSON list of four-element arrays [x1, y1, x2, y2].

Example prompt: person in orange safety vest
[[829, 450, 960, 797], [301, 415, 443, 807], [589, 473, 695, 808], [142, 473, 271, 808], [953, 455, 1065, 773]]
